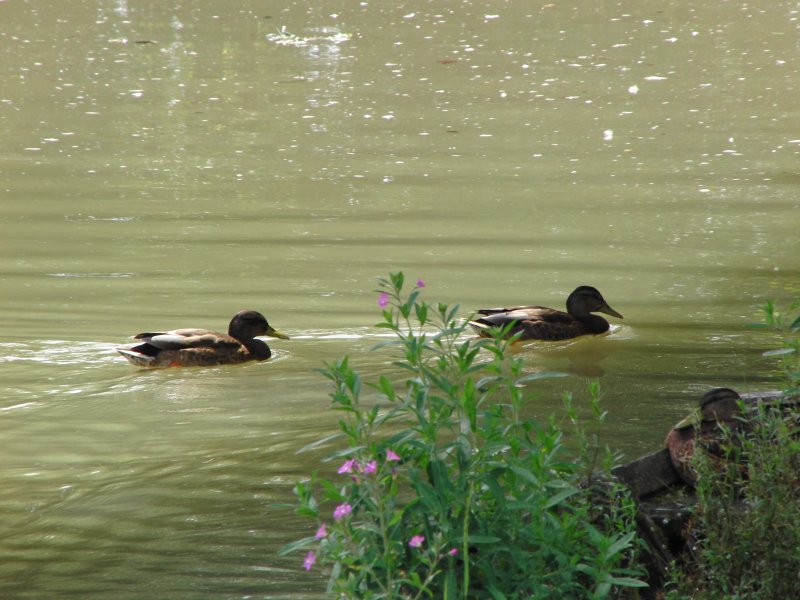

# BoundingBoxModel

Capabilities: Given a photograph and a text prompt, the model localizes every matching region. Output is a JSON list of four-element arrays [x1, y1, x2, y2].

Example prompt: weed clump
[[665, 298, 800, 599], [282, 273, 645, 599]]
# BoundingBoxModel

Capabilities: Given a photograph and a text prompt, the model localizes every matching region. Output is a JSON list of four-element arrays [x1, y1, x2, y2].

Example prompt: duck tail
[[467, 320, 492, 337], [117, 348, 156, 367]]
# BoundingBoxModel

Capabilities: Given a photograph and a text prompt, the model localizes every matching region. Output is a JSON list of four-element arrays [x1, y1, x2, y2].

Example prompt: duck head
[[565, 286, 623, 320], [229, 310, 290, 342]]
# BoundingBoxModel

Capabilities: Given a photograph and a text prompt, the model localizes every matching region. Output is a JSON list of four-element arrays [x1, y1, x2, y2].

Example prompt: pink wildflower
[[303, 551, 316, 571], [315, 523, 327, 539], [408, 535, 425, 548], [448, 548, 459, 556], [386, 448, 401, 462], [416, 279, 425, 288], [338, 459, 358, 475], [362, 460, 377, 475], [333, 503, 352, 521], [378, 292, 390, 308]]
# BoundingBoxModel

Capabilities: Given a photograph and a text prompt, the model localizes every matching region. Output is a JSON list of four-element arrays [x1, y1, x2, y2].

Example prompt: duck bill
[[673, 410, 700, 430], [265, 326, 290, 340], [599, 304, 623, 319]]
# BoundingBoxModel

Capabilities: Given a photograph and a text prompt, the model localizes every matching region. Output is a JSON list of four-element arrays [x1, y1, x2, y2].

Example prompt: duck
[[468, 286, 623, 341], [665, 388, 745, 486], [117, 310, 289, 368]]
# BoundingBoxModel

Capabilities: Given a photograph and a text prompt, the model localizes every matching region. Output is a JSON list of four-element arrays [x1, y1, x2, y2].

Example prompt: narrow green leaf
[[415, 480, 443, 511], [476, 375, 502, 389], [605, 531, 635, 559], [391, 271, 405, 290], [446, 303, 461, 324], [509, 464, 541, 486], [278, 535, 315, 556], [387, 509, 404, 527], [375, 375, 396, 399], [322, 446, 366, 462], [327, 561, 342, 593], [607, 576, 649, 588], [596, 581, 612, 597], [428, 459, 454, 495], [297, 432, 345, 453], [543, 486, 580, 509], [415, 302, 429, 325], [516, 371, 569, 383]]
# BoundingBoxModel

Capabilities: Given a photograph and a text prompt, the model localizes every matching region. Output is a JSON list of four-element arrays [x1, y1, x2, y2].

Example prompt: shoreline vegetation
[[282, 273, 800, 599]]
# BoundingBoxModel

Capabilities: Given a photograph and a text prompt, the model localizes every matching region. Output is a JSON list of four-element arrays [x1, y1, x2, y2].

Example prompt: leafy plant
[[665, 296, 800, 599], [750, 298, 800, 393], [281, 272, 646, 599], [665, 403, 800, 600]]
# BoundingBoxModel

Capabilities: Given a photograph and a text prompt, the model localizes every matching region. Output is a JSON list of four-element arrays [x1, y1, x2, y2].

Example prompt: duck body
[[469, 286, 623, 341], [117, 310, 288, 368]]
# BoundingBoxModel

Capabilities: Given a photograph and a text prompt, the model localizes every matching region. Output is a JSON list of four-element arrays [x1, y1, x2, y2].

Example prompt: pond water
[[1, 0, 798, 597]]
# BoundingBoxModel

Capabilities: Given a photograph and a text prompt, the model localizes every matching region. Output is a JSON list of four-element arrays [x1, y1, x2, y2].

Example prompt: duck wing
[[133, 328, 241, 350], [476, 306, 574, 324], [470, 306, 582, 340]]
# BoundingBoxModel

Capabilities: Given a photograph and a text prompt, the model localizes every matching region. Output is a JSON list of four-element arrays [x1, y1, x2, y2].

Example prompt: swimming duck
[[468, 286, 623, 341], [117, 310, 289, 368]]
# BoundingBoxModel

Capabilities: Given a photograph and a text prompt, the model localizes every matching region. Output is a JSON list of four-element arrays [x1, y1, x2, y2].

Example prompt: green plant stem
[[372, 475, 395, 595], [461, 481, 473, 598]]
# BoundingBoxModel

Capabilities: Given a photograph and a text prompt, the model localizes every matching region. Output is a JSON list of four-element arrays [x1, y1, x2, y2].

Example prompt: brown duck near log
[[664, 388, 746, 486], [469, 286, 623, 341], [117, 310, 289, 368]]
